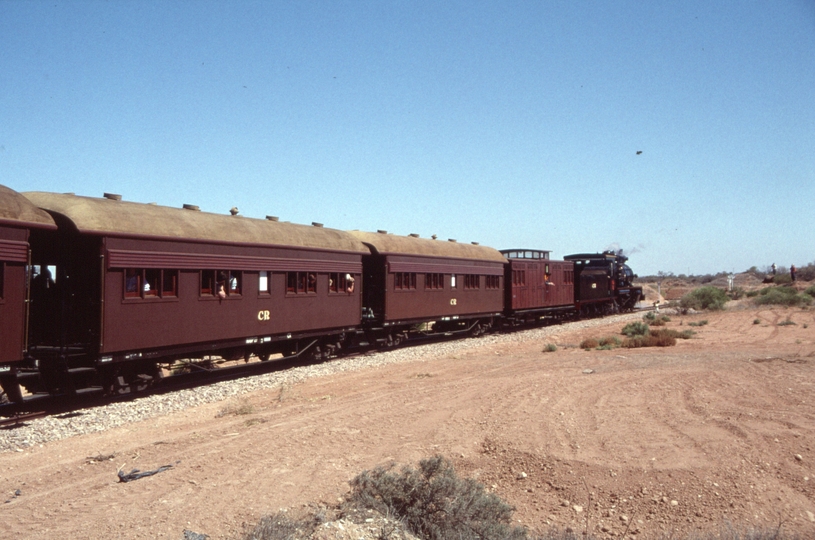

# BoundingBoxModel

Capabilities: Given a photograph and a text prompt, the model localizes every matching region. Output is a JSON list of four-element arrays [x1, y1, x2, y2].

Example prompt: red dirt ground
[[1, 306, 814, 539]]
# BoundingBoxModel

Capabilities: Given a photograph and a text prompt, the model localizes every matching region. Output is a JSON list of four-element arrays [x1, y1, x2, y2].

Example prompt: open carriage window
[[163, 270, 178, 297], [286, 271, 317, 295], [228, 271, 242, 295], [126, 268, 178, 299], [125, 268, 143, 298], [201, 270, 215, 296]]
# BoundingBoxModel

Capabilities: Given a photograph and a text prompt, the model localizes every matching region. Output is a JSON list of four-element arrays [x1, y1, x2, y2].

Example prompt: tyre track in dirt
[[1, 307, 814, 539]]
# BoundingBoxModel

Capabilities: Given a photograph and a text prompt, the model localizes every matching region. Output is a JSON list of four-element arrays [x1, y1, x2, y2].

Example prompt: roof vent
[[448, 238, 457, 242], [312, 222, 323, 227], [183, 204, 200, 211], [471, 242, 479, 245], [408, 233, 419, 238], [266, 215, 279, 222], [230, 207, 239, 216], [103, 193, 122, 201], [377, 230, 387, 234]]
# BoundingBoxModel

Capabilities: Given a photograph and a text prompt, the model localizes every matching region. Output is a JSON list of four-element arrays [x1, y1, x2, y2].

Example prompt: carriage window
[[286, 272, 316, 295], [125, 268, 143, 298], [463, 274, 480, 289], [258, 271, 269, 293], [451, 274, 456, 288], [328, 272, 355, 294], [393, 272, 416, 290], [0, 263, 4, 299], [485, 275, 500, 289], [201, 270, 215, 296], [424, 273, 443, 290], [228, 271, 242, 295], [126, 268, 177, 299], [163, 270, 178, 297], [144, 269, 160, 297]]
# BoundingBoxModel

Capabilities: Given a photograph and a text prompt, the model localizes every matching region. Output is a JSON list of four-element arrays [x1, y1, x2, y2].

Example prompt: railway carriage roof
[[0, 185, 57, 229], [22, 192, 368, 253], [348, 230, 507, 263]]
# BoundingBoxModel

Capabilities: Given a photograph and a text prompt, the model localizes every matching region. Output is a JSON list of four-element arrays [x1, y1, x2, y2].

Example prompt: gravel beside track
[[0, 313, 641, 452]]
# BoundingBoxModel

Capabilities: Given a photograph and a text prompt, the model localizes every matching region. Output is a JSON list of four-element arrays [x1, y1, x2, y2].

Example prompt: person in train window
[[217, 272, 228, 299]]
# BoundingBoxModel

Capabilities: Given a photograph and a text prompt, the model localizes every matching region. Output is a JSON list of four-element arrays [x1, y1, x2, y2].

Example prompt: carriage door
[[530, 263, 543, 306]]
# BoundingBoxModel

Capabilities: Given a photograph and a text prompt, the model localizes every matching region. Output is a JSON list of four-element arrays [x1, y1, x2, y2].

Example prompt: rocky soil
[[1, 306, 814, 539]]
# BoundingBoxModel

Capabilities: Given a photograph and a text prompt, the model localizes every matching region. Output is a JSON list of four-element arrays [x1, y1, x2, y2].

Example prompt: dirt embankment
[[1, 306, 814, 539]]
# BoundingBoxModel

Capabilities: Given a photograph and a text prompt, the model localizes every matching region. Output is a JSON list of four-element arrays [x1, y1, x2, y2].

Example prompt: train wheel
[[257, 352, 271, 362]]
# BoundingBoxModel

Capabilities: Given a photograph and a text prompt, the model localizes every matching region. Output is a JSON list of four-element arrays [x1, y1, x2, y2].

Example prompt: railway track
[[1, 308, 649, 422]]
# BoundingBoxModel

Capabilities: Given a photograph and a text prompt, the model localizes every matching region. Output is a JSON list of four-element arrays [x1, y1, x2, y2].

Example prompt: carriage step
[[68, 367, 97, 375], [74, 386, 104, 396], [21, 392, 51, 403]]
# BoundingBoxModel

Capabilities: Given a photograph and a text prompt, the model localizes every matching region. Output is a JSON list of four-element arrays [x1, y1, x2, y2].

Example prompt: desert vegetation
[[578, 319, 694, 351], [238, 456, 803, 540]]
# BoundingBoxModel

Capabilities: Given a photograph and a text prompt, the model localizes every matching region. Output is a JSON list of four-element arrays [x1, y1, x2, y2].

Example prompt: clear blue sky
[[2, 1, 813, 276]]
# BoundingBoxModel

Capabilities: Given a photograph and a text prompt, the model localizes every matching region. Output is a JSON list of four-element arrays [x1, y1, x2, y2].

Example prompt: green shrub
[[580, 338, 599, 350], [753, 287, 812, 307], [542, 343, 557, 353], [728, 286, 746, 300], [680, 286, 729, 311], [753, 318, 761, 325], [746, 289, 760, 297], [621, 321, 650, 337], [688, 319, 708, 327], [804, 285, 815, 298], [778, 318, 797, 326], [643, 311, 656, 322], [346, 456, 527, 540]]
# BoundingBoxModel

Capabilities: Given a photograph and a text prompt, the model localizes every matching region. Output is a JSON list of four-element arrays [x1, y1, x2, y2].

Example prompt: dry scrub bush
[[623, 333, 676, 348], [240, 511, 320, 540], [580, 338, 599, 350], [598, 336, 621, 347], [345, 455, 527, 540]]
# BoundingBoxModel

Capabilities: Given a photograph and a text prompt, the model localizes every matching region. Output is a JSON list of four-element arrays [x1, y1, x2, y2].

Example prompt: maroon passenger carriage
[[0, 186, 57, 402], [9, 191, 368, 401], [348, 230, 506, 344], [500, 249, 575, 324]]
